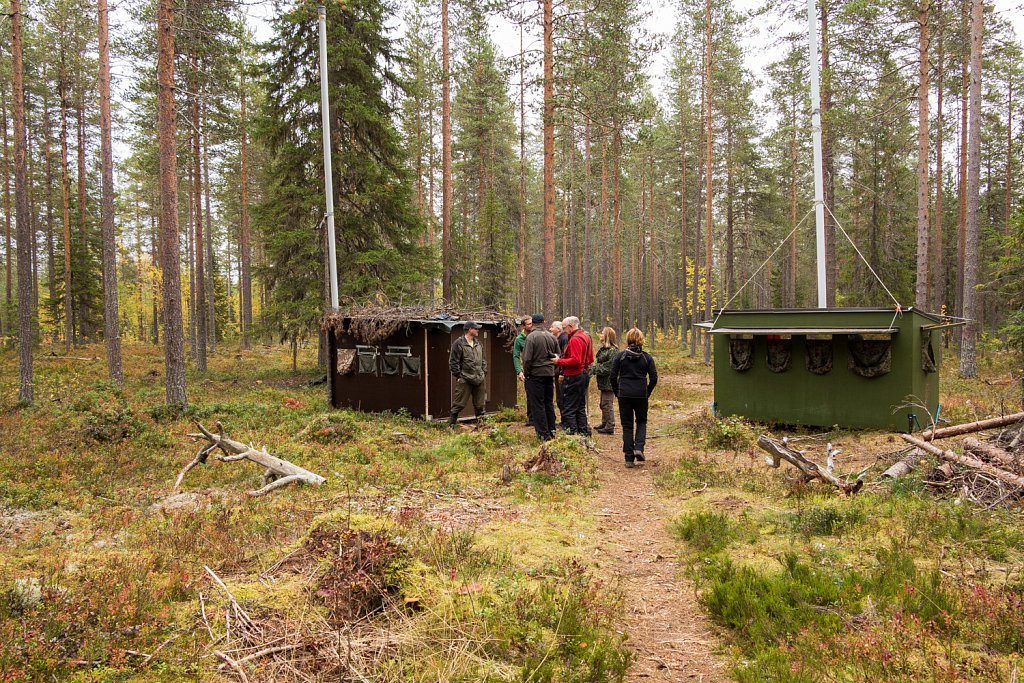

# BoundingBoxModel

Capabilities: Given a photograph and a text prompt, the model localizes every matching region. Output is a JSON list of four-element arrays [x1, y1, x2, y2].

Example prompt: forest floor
[[1, 339, 1023, 682]]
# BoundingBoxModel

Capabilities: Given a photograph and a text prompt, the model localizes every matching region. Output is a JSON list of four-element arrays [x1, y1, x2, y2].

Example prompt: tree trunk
[[191, 54, 207, 372], [76, 99, 88, 340], [679, 105, 689, 342], [42, 89, 57, 345], [933, 0, 945, 313], [959, 0, 982, 379], [703, 0, 713, 365], [151, 207, 159, 345], [239, 65, 252, 350], [517, 18, 528, 313], [915, 0, 931, 308], [691, 75, 705, 357], [955, 0, 968, 339], [12, 0, 33, 402], [59, 51, 74, 352], [203, 98, 215, 355], [1, 81, 11, 337], [542, 0, 556, 319], [158, 0, 188, 407], [612, 130, 622, 329], [98, 0, 123, 384], [1005, 80, 1013, 237], [440, 0, 453, 303]]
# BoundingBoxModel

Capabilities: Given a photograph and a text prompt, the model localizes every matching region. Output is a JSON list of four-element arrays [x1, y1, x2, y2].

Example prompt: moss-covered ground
[[1, 339, 1021, 681]]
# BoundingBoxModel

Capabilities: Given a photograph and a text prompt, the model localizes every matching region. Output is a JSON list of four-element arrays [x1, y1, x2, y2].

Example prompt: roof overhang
[[697, 326, 899, 335]]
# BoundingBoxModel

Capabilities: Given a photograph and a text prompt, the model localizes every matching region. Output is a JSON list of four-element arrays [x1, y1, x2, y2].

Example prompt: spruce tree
[[257, 0, 428, 349]]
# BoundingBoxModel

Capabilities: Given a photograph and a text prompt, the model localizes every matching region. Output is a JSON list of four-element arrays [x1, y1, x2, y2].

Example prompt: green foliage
[[671, 511, 737, 554], [687, 409, 755, 451], [788, 501, 865, 537], [257, 0, 429, 344]]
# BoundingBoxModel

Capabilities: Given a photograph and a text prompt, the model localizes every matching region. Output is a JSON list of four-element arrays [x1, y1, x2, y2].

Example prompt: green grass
[[658, 347, 1024, 681]]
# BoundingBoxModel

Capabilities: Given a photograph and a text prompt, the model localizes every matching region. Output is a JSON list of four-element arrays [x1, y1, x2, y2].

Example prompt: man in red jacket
[[555, 316, 595, 435]]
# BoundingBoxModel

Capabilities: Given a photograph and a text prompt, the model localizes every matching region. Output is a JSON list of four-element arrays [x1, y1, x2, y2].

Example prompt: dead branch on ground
[[176, 421, 326, 496], [757, 435, 864, 494]]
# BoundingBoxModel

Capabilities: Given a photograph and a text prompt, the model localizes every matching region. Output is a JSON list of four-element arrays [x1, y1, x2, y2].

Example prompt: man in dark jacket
[[448, 321, 487, 425], [555, 316, 594, 435], [512, 316, 533, 426], [610, 328, 658, 467], [521, 314, 560, 440]]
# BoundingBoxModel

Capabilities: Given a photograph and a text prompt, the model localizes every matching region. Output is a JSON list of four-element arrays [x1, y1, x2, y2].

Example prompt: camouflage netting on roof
[[322, 300, 519, 346]]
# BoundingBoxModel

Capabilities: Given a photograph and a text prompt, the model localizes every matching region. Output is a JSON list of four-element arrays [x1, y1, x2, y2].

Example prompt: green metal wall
[[711, 309, 941, 431]]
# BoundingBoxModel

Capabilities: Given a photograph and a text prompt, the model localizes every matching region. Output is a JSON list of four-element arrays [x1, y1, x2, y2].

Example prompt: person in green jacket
[[591, 327, 619, 434], [448, 322, 487, 425], [512, 316, 534, 426]]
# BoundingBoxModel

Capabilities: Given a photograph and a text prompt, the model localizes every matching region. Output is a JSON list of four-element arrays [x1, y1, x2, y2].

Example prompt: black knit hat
[[531, 313, 545, 324]]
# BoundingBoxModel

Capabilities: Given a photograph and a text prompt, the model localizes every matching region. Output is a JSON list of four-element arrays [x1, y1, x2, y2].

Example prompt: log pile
[[900, 413, 1024, 507]]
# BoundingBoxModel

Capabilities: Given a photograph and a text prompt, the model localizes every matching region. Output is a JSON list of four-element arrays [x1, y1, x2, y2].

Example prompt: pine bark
[[703, 0, 713, 365], [76, 97, 88, 339], [191, 54, 207, 372], [679, 106, 689, 340], [42, 89, 57, 344], [915, 0, 931, 309], [59, 50, 73, 351], [955, 0, 968, 335], [933, 0, 945, 313], [239, 65, 252, 350], [12, 0, 33, 402], [1005, 81, 1013, 236], [518, 18, 528, 313], [440, 0, 453, 303], [1, 82, 11, 337], [959, 0, 982, 378], [202, 100, 215, 355], [542, 0, 556, 318], [158, 0, 188, 407], [98, 0, 123, 384]]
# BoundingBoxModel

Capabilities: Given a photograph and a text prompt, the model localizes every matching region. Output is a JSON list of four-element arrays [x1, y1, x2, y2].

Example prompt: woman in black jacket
[[609, 328, 657, 468]]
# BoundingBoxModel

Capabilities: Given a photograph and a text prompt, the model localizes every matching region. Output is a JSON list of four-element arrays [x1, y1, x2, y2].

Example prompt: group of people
[[447, 314, 658, 468]]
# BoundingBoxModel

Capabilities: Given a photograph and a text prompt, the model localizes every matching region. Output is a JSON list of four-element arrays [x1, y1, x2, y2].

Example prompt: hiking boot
[[624, 461, 635, 469], [633, 451, 645, 462], [595, 427, 614, 435]]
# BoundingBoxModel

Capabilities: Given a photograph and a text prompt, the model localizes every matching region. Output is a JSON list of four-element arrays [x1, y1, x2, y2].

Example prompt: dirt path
[[588, 420, 729, 682]]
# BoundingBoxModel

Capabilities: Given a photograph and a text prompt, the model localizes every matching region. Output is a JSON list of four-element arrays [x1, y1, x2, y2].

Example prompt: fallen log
[[881, 453, 919, 479], [176, 421, 326, 496], [901, 434, 1024, 490], [962, 437, 1018, 468], [756, 436, 863, 494], [921, 412, 1024, 440]]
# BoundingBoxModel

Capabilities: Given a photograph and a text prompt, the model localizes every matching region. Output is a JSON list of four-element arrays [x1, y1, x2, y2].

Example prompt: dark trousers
[[525, 376, 556, 439], [555, 376, 567, 428], [450, 379, 486, 421], [561, 371, 591, 435], [618, 395, 649, 461]]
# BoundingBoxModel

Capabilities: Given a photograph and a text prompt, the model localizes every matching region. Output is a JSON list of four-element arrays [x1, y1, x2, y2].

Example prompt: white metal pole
[[319, 5, 340, 310], [807, 0, 827, 308]]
